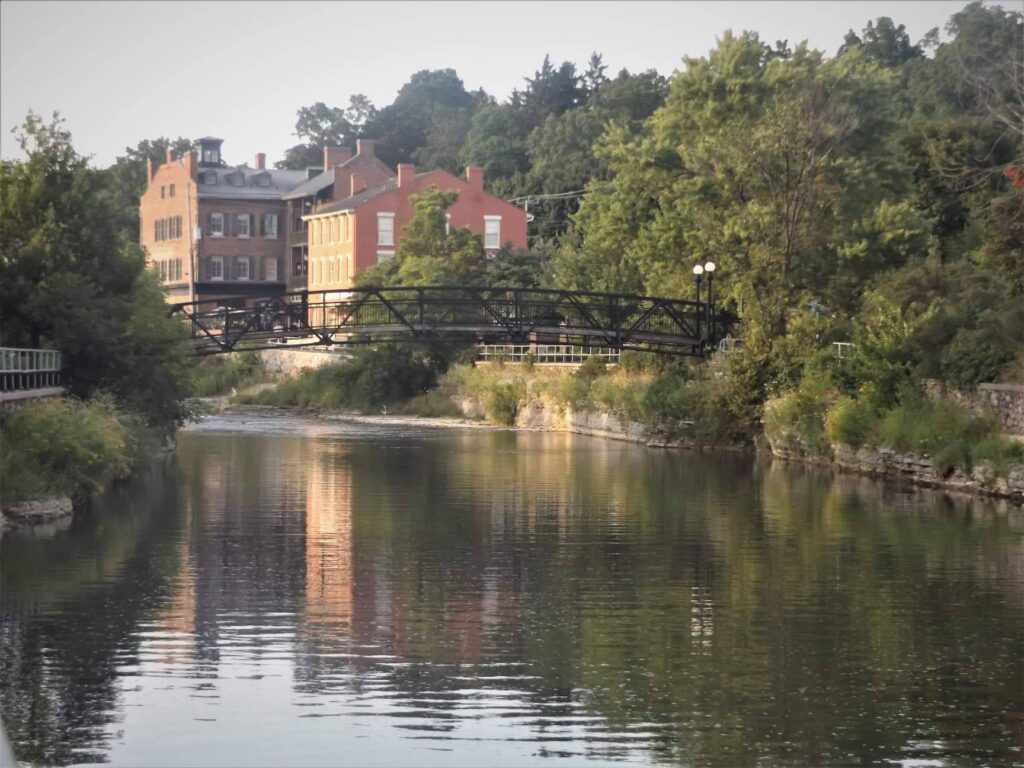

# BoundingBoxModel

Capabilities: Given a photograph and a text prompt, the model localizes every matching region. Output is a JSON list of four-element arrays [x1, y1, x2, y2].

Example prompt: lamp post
[[703, 261, 716, 344], [692, 264, 704, 340]]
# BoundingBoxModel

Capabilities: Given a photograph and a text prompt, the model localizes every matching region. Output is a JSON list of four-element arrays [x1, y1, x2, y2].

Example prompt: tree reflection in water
[[1, 418, 1021, 766]]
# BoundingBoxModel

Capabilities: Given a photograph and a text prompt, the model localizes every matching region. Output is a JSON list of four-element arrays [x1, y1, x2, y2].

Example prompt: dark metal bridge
[[168, 286, 727, 357]]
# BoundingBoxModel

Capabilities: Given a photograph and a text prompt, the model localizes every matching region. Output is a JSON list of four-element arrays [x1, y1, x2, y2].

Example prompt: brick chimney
[[166, 148, 175, 164], [356, 138, 375, 157], [465, 166, 484, 188], [350, 173, 368, 197], [397, 163, 416, 188], [323, 146, 352, 169], [254, 153, 266, 170]]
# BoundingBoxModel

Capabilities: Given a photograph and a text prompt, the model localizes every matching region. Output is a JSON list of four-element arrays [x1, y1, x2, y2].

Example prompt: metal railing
[[169, 286, 729, 358], [478, 344, 621, 365], [0, 348, 63, 392]]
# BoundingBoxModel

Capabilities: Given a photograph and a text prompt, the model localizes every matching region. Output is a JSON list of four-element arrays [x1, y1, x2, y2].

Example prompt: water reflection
[[1, 415, 1021, 766]]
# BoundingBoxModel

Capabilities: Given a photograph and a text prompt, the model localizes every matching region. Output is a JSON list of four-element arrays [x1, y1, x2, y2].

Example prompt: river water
[[1, 413, 1022, 767]]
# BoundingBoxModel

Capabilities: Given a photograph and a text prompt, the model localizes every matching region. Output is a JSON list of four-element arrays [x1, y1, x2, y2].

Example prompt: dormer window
[[226, 171, 244, 187], [254, 172, 271, 188], [202, 171, 217, 184]]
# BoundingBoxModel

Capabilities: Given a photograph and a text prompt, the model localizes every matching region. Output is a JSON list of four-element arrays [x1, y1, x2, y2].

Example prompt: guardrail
[[477, 344, 621, 365], [0, 347, 63, 392]]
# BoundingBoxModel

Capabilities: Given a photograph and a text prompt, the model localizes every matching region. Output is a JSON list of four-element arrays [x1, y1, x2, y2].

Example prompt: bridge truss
[[168, 286, 727, 357]]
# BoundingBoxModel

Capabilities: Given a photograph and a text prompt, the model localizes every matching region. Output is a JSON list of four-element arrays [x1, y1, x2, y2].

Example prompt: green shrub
[[485, 379, 526, 425], [240, 346, 436, 412], [192, 352, 267, 396], [825, 396, 876, 448], [0, 397, 132, 503], [395, 391, 464, 418], [763, 376, 833, 455], [574, 354, 607, 382]]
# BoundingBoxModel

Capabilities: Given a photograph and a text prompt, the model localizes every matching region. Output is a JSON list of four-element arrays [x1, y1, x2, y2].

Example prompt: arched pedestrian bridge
[[168, 286, 728, 357]]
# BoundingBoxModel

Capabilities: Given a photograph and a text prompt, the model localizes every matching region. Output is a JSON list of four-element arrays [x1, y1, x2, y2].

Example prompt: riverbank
[[215, 396, 1024, 505]]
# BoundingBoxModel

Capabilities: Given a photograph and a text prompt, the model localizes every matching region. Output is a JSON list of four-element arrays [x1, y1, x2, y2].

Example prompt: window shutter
[[250, 213, 256, 236], [206, 212, 212, 236], [259, 214, 265, 237]]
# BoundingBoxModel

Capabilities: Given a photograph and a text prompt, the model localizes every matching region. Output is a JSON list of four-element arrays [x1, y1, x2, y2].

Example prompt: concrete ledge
[[0, 387, 65, 403]]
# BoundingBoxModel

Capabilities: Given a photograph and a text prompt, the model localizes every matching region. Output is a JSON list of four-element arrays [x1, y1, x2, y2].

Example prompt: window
[[209, 213, 224, 237], [153, 220, 160, 241], [160, 186, 165, 199], [169, 183, 176, 198], [262, 213, 278, 238], [265, 257, 278, 282], [254, 172, 271, 187], [202, 149, 218, 164], [237, 258, 250, 280], [210, 257, 223, 280], [202, 171, 217, 184], [484, 216, 501, 249], [377, 250, 395, 262], [377, 212, 395, 246], [236, 214, 251, 238]]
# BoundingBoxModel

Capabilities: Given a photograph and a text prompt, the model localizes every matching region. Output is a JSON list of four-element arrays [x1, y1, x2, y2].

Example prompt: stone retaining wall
[[923, 379, 1024, 437]]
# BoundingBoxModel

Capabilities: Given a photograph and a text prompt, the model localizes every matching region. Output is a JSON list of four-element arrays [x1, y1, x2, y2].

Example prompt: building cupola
[[196, 137, 224, 167]]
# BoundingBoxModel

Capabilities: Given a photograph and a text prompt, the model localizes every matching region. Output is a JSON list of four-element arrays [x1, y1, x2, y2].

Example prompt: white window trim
[[377, 250, 395, 262], [237, 257, 250, 280], [484, 215, 501, 249], [265, 257, 278, 281], [377, 212, 395, 247], [210, 257, 223, 281], [236, 214, 250, 238], [445, 213, 451, 235], [210, 212, 225, 238]]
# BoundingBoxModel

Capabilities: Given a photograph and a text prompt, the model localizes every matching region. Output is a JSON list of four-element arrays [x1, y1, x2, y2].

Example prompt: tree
[[0, 112, 193, 431], [362, 69, 484, 171], [356, 187, 486, 287], [838, 17, 923, 67], [276, 95, 379, 170]]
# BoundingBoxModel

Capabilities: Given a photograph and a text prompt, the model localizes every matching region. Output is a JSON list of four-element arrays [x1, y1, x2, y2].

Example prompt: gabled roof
[[306, 179, 398, 216], [282, 152, 395, 201]]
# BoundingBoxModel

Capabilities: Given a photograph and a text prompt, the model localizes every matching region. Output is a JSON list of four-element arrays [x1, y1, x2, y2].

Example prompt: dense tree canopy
[[0, 113, 193, 430]]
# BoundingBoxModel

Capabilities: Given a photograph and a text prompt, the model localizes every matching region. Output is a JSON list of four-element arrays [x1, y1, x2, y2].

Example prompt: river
[[1, 413, 1022, 767]]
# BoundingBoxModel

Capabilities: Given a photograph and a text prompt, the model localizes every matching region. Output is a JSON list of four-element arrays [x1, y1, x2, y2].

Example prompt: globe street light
[[703, 261, 716, 344], [693, 264, 704, 339]]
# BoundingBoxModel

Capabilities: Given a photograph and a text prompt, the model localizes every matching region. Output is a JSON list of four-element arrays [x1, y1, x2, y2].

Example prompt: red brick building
[[140, 137, 306, 307], [281, 140, 393, 292], [302, 162, 528, 292]]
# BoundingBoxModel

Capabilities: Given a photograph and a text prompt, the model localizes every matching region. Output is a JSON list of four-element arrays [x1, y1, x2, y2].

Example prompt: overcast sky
[[1, 1, 983, 168]]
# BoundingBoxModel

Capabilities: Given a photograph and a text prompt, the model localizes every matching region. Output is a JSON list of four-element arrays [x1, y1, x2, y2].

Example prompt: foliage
[[356, 187, 486, 287], [237, 346, 436, 412], [191, 352, 267, 397], [276, 95, 378, 170], [0, 397, 132, 504], [0, 112, 194, 432], [393, 390, 465, 418]]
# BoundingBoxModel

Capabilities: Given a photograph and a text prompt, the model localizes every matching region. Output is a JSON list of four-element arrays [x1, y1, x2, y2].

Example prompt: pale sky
[[0, 1, 987, 169]]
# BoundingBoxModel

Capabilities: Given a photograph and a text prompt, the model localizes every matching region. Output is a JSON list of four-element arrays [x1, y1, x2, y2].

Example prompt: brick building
[[281, 140, 393, 292], [140, 137, 306, 307], [141, 137, 529, 309], [302, 162, 528, 293]]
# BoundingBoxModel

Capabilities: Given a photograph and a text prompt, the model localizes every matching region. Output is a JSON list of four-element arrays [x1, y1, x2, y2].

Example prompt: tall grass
[[192, 352, 267, 397]]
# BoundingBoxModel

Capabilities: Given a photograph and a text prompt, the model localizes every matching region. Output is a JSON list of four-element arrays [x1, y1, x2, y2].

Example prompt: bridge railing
[[0, 348, 63, 392]]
